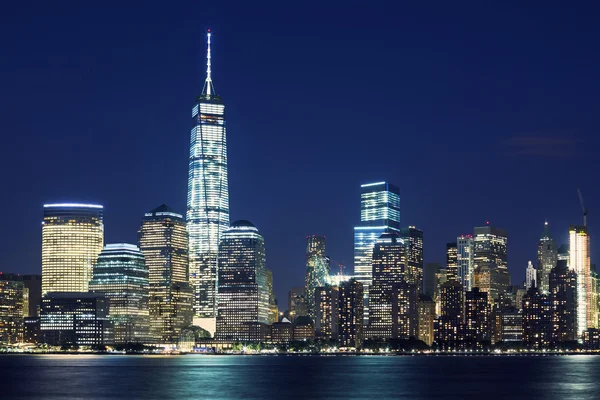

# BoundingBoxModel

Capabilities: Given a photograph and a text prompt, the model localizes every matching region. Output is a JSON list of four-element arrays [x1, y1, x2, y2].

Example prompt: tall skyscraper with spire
[[187, 30, 230, 332]]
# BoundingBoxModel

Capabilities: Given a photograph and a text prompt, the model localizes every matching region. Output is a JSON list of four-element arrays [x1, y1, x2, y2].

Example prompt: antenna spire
[[202, 29, 215, 97]]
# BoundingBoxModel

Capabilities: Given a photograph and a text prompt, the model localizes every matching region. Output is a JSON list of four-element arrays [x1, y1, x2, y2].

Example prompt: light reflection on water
[[2, 355, 600, 399]]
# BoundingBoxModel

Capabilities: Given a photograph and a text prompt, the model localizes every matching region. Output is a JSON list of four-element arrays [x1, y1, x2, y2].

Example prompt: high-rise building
[[549, 260, 577, 343], [216, 221, 269, 342], [22, 275, 42, 317], [522, 287, 552, 348], [525, 261, 537, 290], [446, 242, 458, 282], [472, 225, 509, 302], [537, 222, 557, 294], [42, 203, 104, 295], [457, 235, 474, 290], [392, 281, 418, 339], [400, 226, 424, 293], [287, 287, 307, 320], [40, 292, 113, 346], [434, 280, 463, 346], [557, 244, 569, 266], [417, 294, 436, 346], [314, 285, 339, 340], [187, 31, 230, 328], [500, 307, 522, 342], [368, 232, 407, 339], [464, 288, 490, 343], [265, 269, 278, 324], [570, 225, 592, 336], [423, 262, 442, 297], [89, 244, 149, 344], [139, 205, 193, 343], [354, 182, 400, 321], [338, 278, 364, 348], [305, 235, 329, 320], [0, 274, 27, 344]]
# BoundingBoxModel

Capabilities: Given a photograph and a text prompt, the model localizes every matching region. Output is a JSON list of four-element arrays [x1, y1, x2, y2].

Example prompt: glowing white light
[[44, 203, 103, 209], [360, 182, 386, 188]]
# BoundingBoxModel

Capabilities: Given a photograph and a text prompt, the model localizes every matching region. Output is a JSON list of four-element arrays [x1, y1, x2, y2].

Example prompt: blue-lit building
[[187, 31, 230, 330], [216, 221, 269, 342], [353, 181, 400, 322], [89, 244, 149, 344]]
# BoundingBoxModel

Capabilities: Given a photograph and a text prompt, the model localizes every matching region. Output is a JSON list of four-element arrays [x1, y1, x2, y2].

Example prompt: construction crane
[[577, 186, 588, 227]]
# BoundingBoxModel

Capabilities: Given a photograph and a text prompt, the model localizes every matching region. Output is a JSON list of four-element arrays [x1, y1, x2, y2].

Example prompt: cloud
[[507, 135, 581, 159]]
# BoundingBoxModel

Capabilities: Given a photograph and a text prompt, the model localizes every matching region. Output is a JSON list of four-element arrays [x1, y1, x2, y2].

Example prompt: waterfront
[[3, 355, 600, 399]]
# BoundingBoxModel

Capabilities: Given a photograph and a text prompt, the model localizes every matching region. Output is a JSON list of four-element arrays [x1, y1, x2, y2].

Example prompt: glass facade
[[446, 242, 458, 282], [41, 204, 104, 295], [473, 225, 509, 302], [353, 182, 400, 322], [216, 221, 269, 342], [338, 279, 364, 348], [399, 226, 424, 293], [537, 222, 557, 295], [0, 275, 27, 344], [457, 235, 474, 290], [139, 205, 193, 343], [570, 225, 592, 336], [187, 32, 230, 322], [305, 235, 329, 320], [89, 244, 149, 344]]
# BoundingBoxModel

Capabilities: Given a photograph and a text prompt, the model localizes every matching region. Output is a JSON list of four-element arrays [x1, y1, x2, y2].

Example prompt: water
[[2, 354, 600, 399]]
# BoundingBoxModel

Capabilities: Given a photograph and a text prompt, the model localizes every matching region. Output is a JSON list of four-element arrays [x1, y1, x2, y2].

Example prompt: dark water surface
[[2, 354, 600, 399]]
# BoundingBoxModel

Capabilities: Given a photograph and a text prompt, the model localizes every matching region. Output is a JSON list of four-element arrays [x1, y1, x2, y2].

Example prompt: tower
[[216, 221, 269, 342], [305, 235, 329, 320], [139, 205, 193, 342], [472, 225, 509, 302], [537, 221, 557, 294], [570, 225, 592, 336], [187, 30, 230, 329], [354, 181, 401, 322], [41, 203, 104, 295]]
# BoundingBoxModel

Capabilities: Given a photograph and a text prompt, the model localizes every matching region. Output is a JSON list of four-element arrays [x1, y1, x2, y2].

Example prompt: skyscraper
[[42, 203, 104, 295], [287, 287, 308, 320], [570, 225, 592, 336], [353, 182, 400, 321], [305, 235, 329, 320], [417, 294, 436, 346], [456, 235, 474, 290], [368, 232, 410, 339], [446, 242, 458, 282], [525, 261, 537, 290], [139, 205, 193, 342], [0, 274, 26, 344], [522, 287, 552, 349], [216, 221, 269, 342], [537, 222, 557, 294], [187, 31, 230, 328], [472, 225, 509, 302], [89, 244, 149, 344], [549, 260, 577, 343], [265, 269, 278, 324], [400, 226, 424, 293], [338, 278, 364, 348], [314, 285, 339, 340], [464, 288, 490, 343]]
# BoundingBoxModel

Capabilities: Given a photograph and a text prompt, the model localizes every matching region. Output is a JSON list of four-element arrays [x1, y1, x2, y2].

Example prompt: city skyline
[[1, 2, 599, 306]]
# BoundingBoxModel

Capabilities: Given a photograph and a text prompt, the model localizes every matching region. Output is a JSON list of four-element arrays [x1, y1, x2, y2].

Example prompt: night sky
[[1, 1, 598, 306]]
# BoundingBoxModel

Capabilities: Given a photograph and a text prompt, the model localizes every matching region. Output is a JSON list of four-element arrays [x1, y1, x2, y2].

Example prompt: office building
[[216, 221, 269, 342], [288, 287, 307, 320], [434, 280, 463, 346], [42, 203, 104, 295], [500, 307, 522, 342], [354, 182, 400, 321], [368, 232, 406, 338], [522, 287, 552, 349], [472, 225, 509, 302], [446, 242, 458, 282], [423, 262, 442, 297], [139, 205, 193, 343], [525, 261, 537, 290], [457, 235, 474, 291], [22, 275, 42, 317], [89, 244, 149, 344], [537, 222, 557, 294], [292, 316, 314, 341], [40, 292, 113, 346], [570, 225, 593, 336], [0, 274, 26, 344], [464, 288, 490, 343], [23, 317, 41, 344], [305, 235, 330, 320], [392, 281, 418, 339], [314, 285, 339, 339], [549, 260, 577, 343], [187, 31, 230, 327], [338, 278, 364, 348], [266, 269, 278, 324], [417, 294, 436, 346], [400, 226, 424, 293]]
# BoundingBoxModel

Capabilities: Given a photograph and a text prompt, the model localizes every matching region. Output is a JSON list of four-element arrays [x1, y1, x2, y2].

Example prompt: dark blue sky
[[1, 1, 598, 305]]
